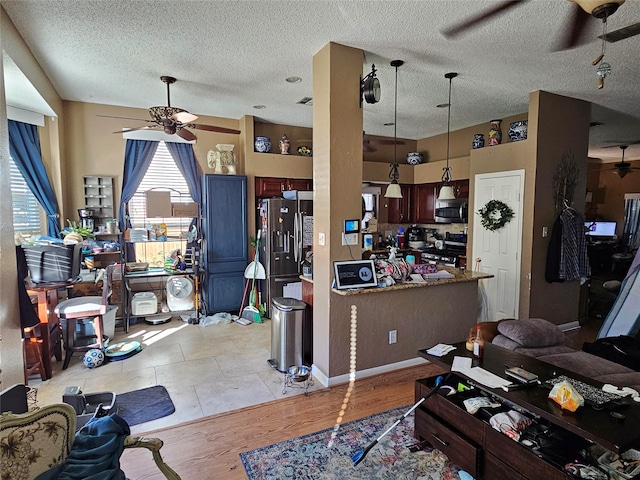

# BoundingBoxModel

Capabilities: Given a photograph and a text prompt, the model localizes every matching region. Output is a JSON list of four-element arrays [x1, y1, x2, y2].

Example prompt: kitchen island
[[312, 267, 494, 385]]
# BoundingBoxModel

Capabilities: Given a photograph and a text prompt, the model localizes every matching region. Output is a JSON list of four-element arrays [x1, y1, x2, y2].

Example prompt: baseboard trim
[[559, 321, 580, 332], [312, 357, 430, 388]]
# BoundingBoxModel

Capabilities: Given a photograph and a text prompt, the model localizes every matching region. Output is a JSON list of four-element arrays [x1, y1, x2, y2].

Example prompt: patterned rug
[[240, 405, 464, 480]]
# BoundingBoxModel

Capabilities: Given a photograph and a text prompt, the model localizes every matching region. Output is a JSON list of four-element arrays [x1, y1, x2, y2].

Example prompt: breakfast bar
[[322, 268, 494, 378]]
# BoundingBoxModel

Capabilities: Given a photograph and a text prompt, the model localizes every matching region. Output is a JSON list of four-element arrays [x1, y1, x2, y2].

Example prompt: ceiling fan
[[442, 0, 631, 51], [363, 132, 406, 153], [599, 145, 640, 178], [295, 132, 405, 153], [100, 76, 240, 141]]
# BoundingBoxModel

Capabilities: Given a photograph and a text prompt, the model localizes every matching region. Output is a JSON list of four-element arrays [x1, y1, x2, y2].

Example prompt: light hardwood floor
[[119, 363, 446, 480]]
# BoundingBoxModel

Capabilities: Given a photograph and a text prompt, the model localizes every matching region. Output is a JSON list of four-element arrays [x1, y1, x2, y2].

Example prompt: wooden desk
[[25, 282, 67, 379]]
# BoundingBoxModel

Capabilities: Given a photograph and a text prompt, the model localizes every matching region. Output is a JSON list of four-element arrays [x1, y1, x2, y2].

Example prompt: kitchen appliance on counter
[[407, 225, 426, 249], [259, 195, 313, 312], [78, 209, 95, 232], [420, 232, 467, 267], [434, 197, 468, 224]]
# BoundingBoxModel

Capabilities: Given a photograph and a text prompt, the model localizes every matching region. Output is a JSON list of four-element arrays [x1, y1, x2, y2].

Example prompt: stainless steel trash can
[[269, 297, 307, 373]]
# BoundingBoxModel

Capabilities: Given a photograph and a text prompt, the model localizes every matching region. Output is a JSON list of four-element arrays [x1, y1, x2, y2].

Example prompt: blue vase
[[472, 134, 485, 149], [254, 136, 271, 153], [508, 120, 528, 142]]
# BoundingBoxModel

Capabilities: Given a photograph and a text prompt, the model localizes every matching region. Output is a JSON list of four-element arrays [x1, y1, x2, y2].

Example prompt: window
[[10, 156, 44, 240], [128, 141, 194, 266]]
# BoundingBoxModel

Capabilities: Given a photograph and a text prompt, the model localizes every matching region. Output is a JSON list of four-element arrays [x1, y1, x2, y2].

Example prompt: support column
[[312, 42, 364, 381]]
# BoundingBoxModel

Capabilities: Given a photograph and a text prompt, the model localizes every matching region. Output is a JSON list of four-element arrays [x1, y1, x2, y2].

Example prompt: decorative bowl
[[287, 365, 311, 382], [297, 145, 312, 157], [508, 121, 528, 142], [406, 152, 424, 165]]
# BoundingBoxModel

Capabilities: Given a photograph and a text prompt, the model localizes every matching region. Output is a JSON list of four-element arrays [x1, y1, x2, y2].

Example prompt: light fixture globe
[[384, 181, 403, 198], [437, 185, 456, 201]]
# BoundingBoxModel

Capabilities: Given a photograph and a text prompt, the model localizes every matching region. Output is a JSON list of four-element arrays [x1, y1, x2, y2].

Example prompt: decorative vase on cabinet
[[254, 136, 271, 153], [508, 120, 528, 142], [207, 144, 237, 174], [279, 134, 291, 155], [406, 152, 424, 165], [488, 119, 502, 146], [472, 134, 485, 149]]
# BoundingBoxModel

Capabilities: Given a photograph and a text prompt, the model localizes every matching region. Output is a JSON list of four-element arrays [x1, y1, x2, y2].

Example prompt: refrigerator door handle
[[293, 213, 299, 263]]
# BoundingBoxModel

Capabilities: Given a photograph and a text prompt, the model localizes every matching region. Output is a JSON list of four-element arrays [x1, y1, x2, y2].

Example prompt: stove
[[420, 233, 467, 267]]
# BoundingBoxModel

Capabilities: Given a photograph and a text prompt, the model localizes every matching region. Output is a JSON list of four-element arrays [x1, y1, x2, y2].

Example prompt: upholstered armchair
[[0, 403, 180, 479]]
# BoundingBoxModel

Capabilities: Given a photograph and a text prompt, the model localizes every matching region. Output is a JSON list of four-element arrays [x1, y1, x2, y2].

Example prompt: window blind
[[129, 141, 194, 238], [10, 156, 44, 239]]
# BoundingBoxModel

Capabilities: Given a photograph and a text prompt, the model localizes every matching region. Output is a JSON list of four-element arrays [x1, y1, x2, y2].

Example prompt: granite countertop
[[331, 267, 493, 295]]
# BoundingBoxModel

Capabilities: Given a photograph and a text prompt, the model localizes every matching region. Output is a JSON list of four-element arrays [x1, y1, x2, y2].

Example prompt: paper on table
[[426, 343, 456, 357], [405, 273, 427, 283], [451, 355, 512, 389]]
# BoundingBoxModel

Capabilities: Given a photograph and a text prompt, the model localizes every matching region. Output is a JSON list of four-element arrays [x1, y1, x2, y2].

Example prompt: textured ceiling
[[3, 0, 640, 163]]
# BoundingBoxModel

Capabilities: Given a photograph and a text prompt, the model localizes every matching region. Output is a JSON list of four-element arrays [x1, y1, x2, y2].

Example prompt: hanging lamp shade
[[437, 185, 456, 200], [384, 60, 404, 199], [438, 72, 458, 201], [384, 181, 402, 198]]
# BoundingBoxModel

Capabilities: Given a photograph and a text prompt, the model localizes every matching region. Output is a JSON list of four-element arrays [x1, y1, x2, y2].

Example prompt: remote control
[[505, 366, 538, 384]]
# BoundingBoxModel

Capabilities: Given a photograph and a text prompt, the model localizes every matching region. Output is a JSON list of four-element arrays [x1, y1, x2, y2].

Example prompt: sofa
[[483, 318, 640, 392]]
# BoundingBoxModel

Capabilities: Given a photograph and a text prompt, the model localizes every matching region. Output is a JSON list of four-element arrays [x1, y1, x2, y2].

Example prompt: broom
[[240, 232, 262, 323]]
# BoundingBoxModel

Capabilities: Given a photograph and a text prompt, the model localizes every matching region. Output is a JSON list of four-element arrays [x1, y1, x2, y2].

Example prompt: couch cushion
[[539, 351, 634, 379], [497, 318, 565, 348]]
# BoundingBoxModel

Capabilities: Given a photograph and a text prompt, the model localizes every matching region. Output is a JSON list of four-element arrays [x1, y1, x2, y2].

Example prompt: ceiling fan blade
[[114, 125, 160, 134], [172, 111, 198, 123], [554, 2, 592, 51], [441, 0, 524, 38], [176, 127, 197, 142], [98, 114, 154, 122], [186, 123, 241, 134]]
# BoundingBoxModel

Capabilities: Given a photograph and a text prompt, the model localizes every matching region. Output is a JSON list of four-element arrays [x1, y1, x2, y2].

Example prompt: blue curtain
[[118, 139, 158, 233], [165, 142, 202, 204], [165, 142, 203, 256], [8, 120, 61, 237]]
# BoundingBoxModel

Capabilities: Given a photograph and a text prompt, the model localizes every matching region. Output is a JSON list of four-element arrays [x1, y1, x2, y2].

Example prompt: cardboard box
[[171, 202, 198, 217], [145, 191, 172, 218]]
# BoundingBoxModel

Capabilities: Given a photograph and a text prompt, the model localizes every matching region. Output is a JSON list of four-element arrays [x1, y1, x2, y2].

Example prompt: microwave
[[434, 198, 468, 224]]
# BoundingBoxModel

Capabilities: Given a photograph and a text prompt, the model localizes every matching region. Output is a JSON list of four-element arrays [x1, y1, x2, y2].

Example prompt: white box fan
[[166, 276, 195, 312]]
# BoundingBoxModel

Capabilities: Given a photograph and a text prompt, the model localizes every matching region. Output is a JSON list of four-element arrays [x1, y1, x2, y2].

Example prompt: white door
[[472, 170, 525, 321]]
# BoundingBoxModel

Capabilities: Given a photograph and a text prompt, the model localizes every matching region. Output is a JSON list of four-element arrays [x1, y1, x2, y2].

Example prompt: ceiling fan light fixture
[[438, 72, 458, 201], [573, 0, 624, 17]]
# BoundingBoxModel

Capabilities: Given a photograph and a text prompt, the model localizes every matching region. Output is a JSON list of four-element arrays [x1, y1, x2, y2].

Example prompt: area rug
[[116, 385, 175, 426], [240, 406, 464, 480]]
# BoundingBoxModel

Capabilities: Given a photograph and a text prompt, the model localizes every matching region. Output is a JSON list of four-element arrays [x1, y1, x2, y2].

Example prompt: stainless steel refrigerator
[[258, 195, 312, 314]]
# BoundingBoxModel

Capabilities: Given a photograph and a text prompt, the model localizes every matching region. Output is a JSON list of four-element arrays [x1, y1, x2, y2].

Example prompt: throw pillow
[[497, 318, 565, 347]]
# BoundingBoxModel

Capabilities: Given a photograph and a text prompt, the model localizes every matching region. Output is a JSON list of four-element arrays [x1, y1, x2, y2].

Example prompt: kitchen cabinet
[[255, 176, 312, 197], [453, 179, 469, 198], [202, 174, 248, 314], [412, 183, 438, 223], [387, 184, 413, 223]]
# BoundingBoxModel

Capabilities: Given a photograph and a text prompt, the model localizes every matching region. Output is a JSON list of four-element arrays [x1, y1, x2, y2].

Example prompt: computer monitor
[[585, 221, 616, 237]]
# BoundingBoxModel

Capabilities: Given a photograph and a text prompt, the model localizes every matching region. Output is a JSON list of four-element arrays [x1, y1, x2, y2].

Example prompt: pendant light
[[438, 72, 458, 201], [384, 60, 404, 199]]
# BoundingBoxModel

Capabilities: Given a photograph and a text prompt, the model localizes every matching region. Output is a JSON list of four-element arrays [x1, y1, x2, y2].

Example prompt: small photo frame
[[344, 219, 360, 234]]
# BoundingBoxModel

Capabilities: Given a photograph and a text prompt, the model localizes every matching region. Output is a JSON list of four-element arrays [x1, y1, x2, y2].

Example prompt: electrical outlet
[[389, 330, 397, 344], [318, 232, 325, 246], [542, 226, 548, 238]]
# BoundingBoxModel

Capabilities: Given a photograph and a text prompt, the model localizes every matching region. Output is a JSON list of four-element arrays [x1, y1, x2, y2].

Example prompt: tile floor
[[28, 317, 322, 434]]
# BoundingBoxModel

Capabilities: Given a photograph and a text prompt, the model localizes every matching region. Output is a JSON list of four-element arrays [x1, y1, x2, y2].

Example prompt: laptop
[[333, 259, 378, 290]]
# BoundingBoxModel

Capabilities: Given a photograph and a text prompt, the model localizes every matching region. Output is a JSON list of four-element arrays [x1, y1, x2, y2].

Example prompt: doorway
[[472, 170, 525, 320]]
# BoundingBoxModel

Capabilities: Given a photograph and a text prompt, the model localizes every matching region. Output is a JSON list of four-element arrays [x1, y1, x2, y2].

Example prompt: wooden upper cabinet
[[255, 177, 313, 198], [413, 183, 438, 223], [287, 178, 312, 191], [453, 179, 470, 198], [387, 184, 413, 223]]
